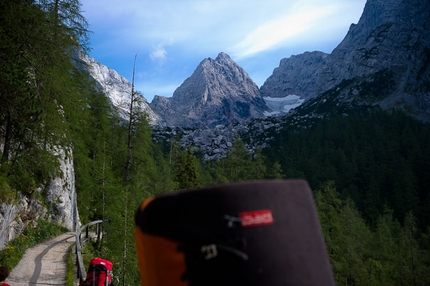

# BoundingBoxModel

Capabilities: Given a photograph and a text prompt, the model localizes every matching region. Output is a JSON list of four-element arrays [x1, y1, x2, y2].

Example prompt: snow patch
[[263, 95, 305, 116]]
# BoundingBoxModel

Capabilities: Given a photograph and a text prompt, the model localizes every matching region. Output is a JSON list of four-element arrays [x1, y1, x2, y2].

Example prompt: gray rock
[[151, 52, 269, 128], [79, 53, 164, 125], [260, 51, 329, 99], [262, 0, 430, 121], [0, 148, 79, 250]]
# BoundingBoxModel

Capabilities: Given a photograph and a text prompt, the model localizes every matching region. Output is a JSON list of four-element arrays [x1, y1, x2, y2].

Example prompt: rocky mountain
[[150, 52, 269, 128], [262, 0, 430, 122], [260, 51, 329, 100], [68, 0, 429, 161], [152, 0, 430, 160], [79, 53, 163, 125]]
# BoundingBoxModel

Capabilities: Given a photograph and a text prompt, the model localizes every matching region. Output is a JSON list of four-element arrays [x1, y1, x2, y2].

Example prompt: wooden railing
[[75, 220, 103, 282]]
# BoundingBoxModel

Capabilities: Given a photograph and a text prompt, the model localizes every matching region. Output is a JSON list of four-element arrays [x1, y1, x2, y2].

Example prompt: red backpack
[[80, 257, 113, 286]]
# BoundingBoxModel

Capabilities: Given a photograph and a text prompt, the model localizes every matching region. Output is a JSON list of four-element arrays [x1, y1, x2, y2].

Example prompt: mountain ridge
[[262, 0, 430, 122], [84, 0, 429, 128], [79, 53, 163, 125]]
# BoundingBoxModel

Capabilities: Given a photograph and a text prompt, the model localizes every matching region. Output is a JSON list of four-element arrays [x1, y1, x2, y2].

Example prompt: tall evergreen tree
[[174, 146, 199, 190], [225, 137, 251, 182], [0, 0, 90, 196]]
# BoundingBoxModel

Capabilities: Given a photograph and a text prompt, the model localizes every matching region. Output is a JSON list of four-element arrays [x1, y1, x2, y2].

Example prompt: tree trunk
[[124, 55, 137, 183], [2, 112, 13, 163]]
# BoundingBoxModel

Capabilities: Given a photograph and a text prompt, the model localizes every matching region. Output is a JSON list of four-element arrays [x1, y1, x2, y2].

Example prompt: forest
[[0, 1, 429, 285]]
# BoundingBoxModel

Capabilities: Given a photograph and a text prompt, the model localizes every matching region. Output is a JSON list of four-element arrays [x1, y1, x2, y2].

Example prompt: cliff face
[[0, 149, 79, 250], [318, 0, 430, 116], [261, 0, 430, 121], [151, 52, 268, 128], [260, 51, 329, 100], [80, 53, 163, 125]]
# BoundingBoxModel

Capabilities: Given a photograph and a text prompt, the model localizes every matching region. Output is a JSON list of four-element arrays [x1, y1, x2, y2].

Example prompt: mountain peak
[[215, 52, 231, 62], [261, 0, 430, 122], [150, 52, 268, 128]]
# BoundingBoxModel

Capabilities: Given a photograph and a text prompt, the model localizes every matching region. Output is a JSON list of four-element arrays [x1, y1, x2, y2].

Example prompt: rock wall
[[0, 148, 79, 250], [80, 53, 163, 126], [261, 0, 430, 121], [260, 51, 328, 100]]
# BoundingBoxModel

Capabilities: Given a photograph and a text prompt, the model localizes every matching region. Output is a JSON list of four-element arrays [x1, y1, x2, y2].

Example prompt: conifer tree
[[339, 198, 371, 285], [249, 147, 266, 180], [225, 137, 250, 182], [0, 0, 89, 195], [174, 146, 199, 190], [314, 181, 345, 282], [267, 161, 284, 179]]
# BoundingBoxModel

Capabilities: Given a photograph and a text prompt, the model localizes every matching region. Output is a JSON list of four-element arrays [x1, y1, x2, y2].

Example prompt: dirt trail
[[5, 232, 76, 286]]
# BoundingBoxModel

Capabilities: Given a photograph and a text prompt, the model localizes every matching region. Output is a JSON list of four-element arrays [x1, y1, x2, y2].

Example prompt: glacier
[[263, 95, 305, 116]]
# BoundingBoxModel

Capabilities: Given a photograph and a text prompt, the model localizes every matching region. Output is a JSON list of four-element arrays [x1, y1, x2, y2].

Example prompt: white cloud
[[82, 0, 365, 59], [149, 44, 168, 63], [229, 4, 337, 59], [81, 0, 367, 100]]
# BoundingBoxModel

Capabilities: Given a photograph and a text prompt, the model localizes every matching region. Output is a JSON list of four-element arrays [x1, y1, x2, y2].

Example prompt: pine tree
[[267, 161, 284, 179], [0, 0, 90, 195], [314, 181, 346, 283], [225, 137, 251, 182], [174, 146, 199, 190], [339, 198, 372, 285]]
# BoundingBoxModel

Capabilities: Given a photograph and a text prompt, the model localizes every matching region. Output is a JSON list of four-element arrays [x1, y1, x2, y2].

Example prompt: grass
[[66, 246, 77, 286]]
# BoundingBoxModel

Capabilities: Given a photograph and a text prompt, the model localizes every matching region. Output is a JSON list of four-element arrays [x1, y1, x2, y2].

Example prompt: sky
[[80, 0, 367, 103]]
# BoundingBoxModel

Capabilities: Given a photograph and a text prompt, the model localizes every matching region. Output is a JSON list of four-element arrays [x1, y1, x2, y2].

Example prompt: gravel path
[[5, 232, 76, 286]]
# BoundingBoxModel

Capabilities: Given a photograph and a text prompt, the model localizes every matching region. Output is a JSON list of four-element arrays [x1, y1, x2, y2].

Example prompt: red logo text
[[239, 210, 274, 227]]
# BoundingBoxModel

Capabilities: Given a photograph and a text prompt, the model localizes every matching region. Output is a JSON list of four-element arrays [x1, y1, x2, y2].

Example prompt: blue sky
[[80, 0, 366, 103]]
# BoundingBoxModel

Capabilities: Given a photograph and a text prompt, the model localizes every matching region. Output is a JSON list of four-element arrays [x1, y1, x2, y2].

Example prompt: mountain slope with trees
[[1, 0, 430, 285]]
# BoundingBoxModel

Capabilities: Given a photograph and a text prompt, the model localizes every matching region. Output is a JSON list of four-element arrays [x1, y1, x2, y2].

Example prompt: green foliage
[[0, 0, 89, 196], [174, 146, 199, 190], [204, 137, 269, 183], [0, 220, 67, 270], [264, 110, 430, 229], [266, 161, 284, 180], [315, 182, 430, 286], [0, 170, 14, 203], [66, 246, 76, 286]]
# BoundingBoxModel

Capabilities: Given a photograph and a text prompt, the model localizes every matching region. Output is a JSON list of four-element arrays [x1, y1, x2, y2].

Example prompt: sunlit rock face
[[261, 0, 430, 121], [260, 51, 329, 100], [0, 148, 78, 250], [45, 148, 79, 231], [79, 53, 164, 126], [150, 52, 269, 128]]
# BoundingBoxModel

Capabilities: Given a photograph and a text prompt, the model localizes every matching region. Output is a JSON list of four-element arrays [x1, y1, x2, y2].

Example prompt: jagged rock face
[[151, 52, 268, 128], [318, 0, 430, 87], [317, 0, 430, 115], [0, 148, 79, 250], [260, 51, 329, 99], [45, 148, 79, 231], [0, 198, 46, 250], [262, 0, 430, 121], [80, 53, 164, 125]]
